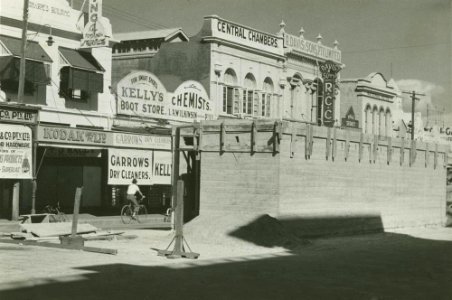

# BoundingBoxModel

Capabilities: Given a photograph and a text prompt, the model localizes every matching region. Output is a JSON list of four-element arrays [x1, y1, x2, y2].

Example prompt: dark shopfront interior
[[35, 147, 172, 217]]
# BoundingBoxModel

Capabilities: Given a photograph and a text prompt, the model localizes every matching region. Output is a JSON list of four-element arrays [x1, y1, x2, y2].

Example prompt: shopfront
[[0, 104, 39, 219], [35, 125, 172, 215]]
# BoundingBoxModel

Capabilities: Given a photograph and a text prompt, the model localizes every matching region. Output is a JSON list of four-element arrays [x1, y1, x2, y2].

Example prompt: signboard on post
[[152, 151, 172, 185], [80, 0, 110, 48], [0, 125, 32, 179], [342, 106, 359, 129], [108, 148, 153, 185], [319, 60, 341, 127]]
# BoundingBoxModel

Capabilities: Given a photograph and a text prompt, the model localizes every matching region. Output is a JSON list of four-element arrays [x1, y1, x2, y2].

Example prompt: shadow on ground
[[1, 230, 452, 300]]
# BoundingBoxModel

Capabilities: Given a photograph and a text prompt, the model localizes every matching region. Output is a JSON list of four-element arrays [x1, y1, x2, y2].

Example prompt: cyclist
[[126, 179, 144, 217]]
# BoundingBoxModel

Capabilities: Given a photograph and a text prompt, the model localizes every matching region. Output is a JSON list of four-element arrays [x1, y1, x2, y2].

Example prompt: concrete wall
[[197, 121, 447, 236]]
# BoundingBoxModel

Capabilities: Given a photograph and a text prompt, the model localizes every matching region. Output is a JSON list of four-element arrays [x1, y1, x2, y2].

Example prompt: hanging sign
[[0, 125, 32, 179], [108, 148, 153, 185], [152, 151, 172, 185], [341, 106, 359, 128], [319, 61, 341, 127], [80, 0, 110, 48]]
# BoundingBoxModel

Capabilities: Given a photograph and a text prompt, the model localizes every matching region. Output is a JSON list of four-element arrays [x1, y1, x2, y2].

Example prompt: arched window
[[372, 106, 378, 135], [385, 108, 392, 137], [222, 68, 239, 114], [243, 73, 257, 115], [379, 107, 385, 136], [313, 78, 323, 125], [262, 77, 274, 117], [364, 104, 371, 134]]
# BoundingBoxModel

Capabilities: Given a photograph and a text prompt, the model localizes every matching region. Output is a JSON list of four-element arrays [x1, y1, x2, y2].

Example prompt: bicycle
[[43, 202, 67, 222], [121, 196, 148, 224]]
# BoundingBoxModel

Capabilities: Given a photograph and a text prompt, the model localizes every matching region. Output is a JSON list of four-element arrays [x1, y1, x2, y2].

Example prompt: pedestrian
[[127, 179, 144, 216]]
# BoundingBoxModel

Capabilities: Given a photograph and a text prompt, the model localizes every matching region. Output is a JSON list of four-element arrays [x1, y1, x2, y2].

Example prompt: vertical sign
[[152, 151, 172, 185], [0, 125, 32, 179], [319, 61, 341, 127], [80, 0, 109, 48]]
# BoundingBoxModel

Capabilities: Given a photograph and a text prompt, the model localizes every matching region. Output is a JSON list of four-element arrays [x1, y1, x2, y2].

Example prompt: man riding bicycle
[[126, 179, 144, 217]]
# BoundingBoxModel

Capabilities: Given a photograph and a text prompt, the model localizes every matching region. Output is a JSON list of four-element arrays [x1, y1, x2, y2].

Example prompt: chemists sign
[[117, 71, 215, 122], [0, 125, 32, 179], [108, 148, 152, 185]]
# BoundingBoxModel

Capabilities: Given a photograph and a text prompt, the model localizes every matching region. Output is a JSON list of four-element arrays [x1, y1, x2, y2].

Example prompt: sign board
[[37, 125, 171, 150], [0, 125, 32, 179], [45, 148, 102, 158], [170, 81, 214, 122], [80, 0, 110, 48], [283, 33, 341, 63], [209, 17, 283, 56], [319, 61, 341, 127], [108, 148, 153, 185], [152, 151, 172, 185], [116, 71, 215, 122], [341, 106, 359, 128], [0, 107, 38, 124]]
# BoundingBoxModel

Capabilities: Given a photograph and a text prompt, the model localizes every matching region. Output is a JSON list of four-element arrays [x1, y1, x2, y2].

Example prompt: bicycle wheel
[[136, 205, 148, 223], [121, 205, 133, 224]]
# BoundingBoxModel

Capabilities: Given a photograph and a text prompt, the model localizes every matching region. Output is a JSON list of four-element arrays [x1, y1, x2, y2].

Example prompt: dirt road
[[0, 227, 451, 300]]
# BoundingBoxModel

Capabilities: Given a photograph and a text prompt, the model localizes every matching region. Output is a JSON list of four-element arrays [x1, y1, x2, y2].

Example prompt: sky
[[73, 0, 451, 126]]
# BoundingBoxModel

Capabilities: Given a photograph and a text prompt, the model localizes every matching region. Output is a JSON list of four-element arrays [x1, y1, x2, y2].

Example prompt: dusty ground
[[0, 225, 451, 300]]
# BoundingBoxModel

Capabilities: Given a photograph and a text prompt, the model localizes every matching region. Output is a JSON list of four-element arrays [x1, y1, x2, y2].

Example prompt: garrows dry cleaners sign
[[116, 71, 214, 122], [81, 0, 110, 48], [0, 125, 32, 179]]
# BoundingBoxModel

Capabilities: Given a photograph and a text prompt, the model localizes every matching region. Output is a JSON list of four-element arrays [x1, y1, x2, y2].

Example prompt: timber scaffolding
[[172, 120, 448, 234], [174, 120, 448, 168]]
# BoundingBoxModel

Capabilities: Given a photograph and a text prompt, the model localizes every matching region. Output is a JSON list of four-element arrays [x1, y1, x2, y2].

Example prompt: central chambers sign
[[116, 71, 214, 122]]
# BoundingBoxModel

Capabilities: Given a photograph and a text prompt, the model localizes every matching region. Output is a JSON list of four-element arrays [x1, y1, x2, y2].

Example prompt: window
[[222, 68, 239, 115], [261, 77, 274, 117], [313, 78, 323, 125], [243, 73, 256, 116]]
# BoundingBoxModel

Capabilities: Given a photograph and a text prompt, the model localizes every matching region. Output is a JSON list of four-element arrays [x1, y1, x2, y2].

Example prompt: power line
[[342, 41, 449, 54]]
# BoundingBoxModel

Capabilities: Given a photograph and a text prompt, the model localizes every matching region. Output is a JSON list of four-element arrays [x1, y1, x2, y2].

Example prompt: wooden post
[[220, 122, 226, 154], [251, 121, 257, 154], [290, 130, 296, 158], [400, 137, 405, 166], [273, 121, 282, 155], [309, 125, 314, 158], [71, 187, 83, 237], [425, 143, 429, 168], [373, 135, 378, 163], [171, 127, 181, 228], [326, 127, 331, 160], [434, 143, 438, 169], [344, 130, 350, 162], [11, 181, 20, 221], [359, 132, 363, 163], [332, 127, 337, 162], [387, 137, 392, 165], [305, 124, 310, 159]]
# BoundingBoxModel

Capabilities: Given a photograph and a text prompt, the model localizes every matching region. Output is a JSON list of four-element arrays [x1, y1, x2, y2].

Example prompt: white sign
[[153, 151, 172, 185], [210, 17, 284, 56], [170, 81, 214, 122], [283, 33, 342, 63], [116, 71, 216, 122], [80, 0, 110, 48], [108, 148, 153, 185], [112, 133, 171, 150], [0, 125, 32, 179]]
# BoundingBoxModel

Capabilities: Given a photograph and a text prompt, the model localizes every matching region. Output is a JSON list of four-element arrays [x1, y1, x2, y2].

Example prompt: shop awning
[[0, 35, 53, 63], [60, 66, 104, 93], [59, 47, 104, 72]]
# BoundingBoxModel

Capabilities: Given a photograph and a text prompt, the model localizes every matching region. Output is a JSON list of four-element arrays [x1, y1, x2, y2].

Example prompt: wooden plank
[[20, 223, 98, 237]]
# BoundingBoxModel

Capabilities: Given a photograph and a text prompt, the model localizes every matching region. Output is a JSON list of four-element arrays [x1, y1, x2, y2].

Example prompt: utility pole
[[402, 90, 425, 140], [18, 0, 30, 103]]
